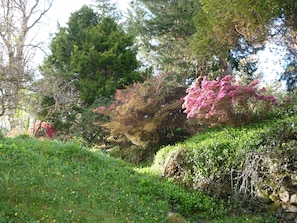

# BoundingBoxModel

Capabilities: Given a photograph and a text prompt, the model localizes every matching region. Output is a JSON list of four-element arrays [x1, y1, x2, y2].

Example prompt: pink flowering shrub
[[182, 75, 278, 126]]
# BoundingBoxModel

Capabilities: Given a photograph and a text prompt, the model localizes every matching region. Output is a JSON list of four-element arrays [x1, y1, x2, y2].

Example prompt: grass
[[0, 137, 227, 223], [1, 113, 294, 222]]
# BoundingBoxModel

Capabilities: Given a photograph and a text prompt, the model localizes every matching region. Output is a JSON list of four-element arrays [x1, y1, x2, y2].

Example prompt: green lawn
[[0, 138, 228, 223]]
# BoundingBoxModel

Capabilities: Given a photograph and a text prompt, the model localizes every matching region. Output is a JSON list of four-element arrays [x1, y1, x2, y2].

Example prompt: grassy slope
[[0, 138, 226, 223], [1, 114, 296, 222]]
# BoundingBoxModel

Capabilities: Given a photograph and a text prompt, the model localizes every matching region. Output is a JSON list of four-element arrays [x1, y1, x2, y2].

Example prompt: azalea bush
[[182, 75, 278, 126]]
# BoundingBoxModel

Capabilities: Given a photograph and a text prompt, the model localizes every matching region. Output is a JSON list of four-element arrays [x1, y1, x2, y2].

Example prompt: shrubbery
[[152, 112, 297, 217], [30, 121, 55, 139], [95, 73, 190, 149], [182, 75, 278, 126]]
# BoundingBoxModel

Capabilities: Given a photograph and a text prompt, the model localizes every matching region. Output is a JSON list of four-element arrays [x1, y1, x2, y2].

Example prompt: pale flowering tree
[[28, 73, 81, 138]]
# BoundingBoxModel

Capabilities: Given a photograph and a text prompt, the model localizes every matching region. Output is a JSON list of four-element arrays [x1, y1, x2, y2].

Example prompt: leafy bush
[[152, 116, 291, 188], [78, 96, 113, 145], [95, 73, 190, 149], [151, 114, 297, 220], [182, 75, 278, 126], [237, 115, 297, 193]]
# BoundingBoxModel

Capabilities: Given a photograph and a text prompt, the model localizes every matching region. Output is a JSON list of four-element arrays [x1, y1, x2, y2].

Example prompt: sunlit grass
[[0, 138, 226, 222]]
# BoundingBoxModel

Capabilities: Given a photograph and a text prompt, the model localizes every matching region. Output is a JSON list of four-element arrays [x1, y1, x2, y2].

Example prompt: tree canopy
[[127, 0, 199, 74], [44, 5, 142, 106], [3, 0, 295, 139], [128, 0, 297, 89]]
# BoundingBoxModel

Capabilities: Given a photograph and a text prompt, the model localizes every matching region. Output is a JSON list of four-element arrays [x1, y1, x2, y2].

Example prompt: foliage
[[93, 0, 122, 19], [38, 5, 144, 143], [190, 0, 297, 83], [32, 73, 81, 137], [230, 38, 264, 82], [281, 60, 297, 92], [0, 137, 227, 222], [78, 96, 113, 145], [129, 0, 297, 86], [151, 112, 297, 220], [192, 0, 279, 56], [95, 73, 190, 149], [182, 75, 278, 127], [127, 0, 199, 74], [191, 0, 296, 61], [43, 5, 142, 106]]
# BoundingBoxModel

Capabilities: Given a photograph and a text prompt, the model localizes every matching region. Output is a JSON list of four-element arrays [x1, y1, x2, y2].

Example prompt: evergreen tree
[[39, 5, 142, 141], [127, 0, 199, 75], [128, 0, 297, 87], [44, 5, 141, 106]]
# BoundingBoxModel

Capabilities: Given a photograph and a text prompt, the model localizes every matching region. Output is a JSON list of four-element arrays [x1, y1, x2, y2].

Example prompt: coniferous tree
[[191, 0, 297, 85], [128, 0, 297, 88], [127, 0, 199, 75], [43, 5, 141, 106]]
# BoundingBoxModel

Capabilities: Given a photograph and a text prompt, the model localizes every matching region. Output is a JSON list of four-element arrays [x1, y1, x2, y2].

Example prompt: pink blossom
[[182, 75, 278, 126]]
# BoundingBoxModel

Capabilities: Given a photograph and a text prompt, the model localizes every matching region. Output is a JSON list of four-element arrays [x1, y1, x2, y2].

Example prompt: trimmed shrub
[[151, 114, 297, 215]]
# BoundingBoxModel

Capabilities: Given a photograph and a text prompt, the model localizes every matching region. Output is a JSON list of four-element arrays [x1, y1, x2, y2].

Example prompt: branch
[[27, 0, 54, 31], [287, 46, 297, 58]]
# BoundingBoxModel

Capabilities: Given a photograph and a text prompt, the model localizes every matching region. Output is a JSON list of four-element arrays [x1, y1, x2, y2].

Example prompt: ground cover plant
[[0, 137, 228, 223]]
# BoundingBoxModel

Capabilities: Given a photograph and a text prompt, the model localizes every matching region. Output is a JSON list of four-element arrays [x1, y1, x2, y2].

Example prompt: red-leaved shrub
[[182, 75, 278, 126], [95, 73, 189, 148]]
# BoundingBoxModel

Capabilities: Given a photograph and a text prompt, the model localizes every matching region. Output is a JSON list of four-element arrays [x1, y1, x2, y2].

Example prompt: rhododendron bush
[[182, 75, 278, 126]]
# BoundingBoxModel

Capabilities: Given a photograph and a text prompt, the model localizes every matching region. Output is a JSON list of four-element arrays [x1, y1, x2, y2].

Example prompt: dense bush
[[78, 96, 113, 145], [153, 126, 258, 192], [95, 73, 191, 149], [182, 75, 278, 126]]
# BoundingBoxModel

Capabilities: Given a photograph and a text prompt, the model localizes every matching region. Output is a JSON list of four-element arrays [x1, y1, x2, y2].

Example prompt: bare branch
[[0, 0, 53, 123], [32, 3, 53, 30]]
